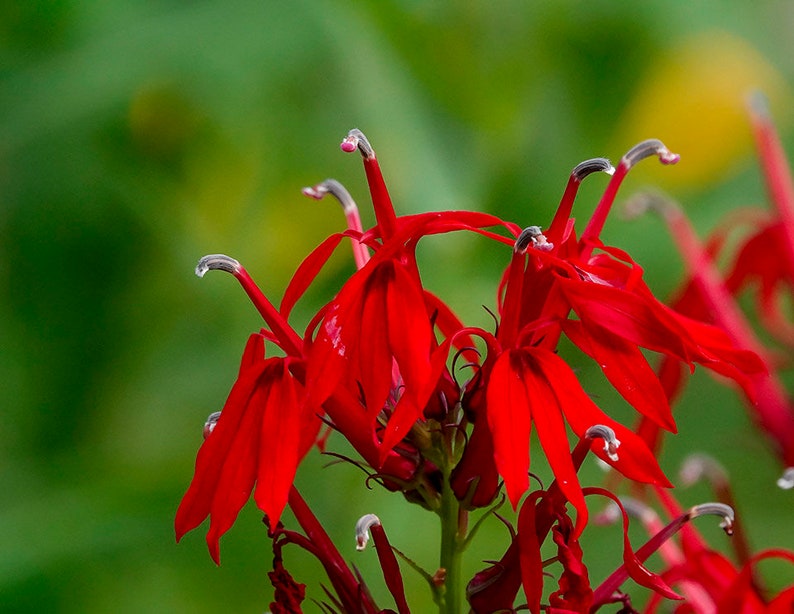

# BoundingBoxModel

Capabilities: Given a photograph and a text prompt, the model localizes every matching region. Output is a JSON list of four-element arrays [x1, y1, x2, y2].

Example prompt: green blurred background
[[2, 1, 794, 611]]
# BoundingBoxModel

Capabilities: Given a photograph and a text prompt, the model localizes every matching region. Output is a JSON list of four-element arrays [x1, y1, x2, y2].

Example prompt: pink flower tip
[[340, 139, 357, 153]]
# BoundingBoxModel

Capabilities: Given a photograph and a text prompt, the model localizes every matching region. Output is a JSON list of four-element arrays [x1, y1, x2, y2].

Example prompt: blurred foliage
[[2, 1, 794, 611]]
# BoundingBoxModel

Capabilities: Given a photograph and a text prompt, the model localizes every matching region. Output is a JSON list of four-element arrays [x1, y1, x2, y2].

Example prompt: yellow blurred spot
[[616, 30, 789, 189]]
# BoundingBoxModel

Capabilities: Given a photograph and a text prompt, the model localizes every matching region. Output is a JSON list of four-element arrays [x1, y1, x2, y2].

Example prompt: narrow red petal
[[175, 336, 268, 542], [524, 349, 588, 536], [486, 350, 532, 509], [562, 319, 676, 432], [517, 492, 545, 614], [280, 233, 344, 319], [254, 361, 312, 528], [536, 348, 671, 487]]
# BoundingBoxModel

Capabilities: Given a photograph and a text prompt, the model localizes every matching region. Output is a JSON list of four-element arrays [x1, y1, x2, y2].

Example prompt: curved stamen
[[689, 502, 735, 535], [579, 139, 679, 253], [340, 128, 397, 239], [341, 128, 375, 158], [195, 254, 303, 356], [302, 178, 357, 214], [202, 410, 221, 440], [548, 157, 615, 241], [355, 513, 381, 551], [572, 157, 615, 181], [584, 424, 621, 461], [196, 254, 241, 277], [303, 179, 370, 269], [679, 453, 728, 488], [777, 467, 794, 490], [623, 139, 680, 168], [514, 225, 553, 254]]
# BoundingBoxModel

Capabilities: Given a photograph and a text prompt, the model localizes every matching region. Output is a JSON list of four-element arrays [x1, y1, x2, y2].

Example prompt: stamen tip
[[196, 254, 241, 278], [777, 467, 794, 490], [340, 139, 358, 153], [514, 226, 553, 254], [355, 513, 381, 551]]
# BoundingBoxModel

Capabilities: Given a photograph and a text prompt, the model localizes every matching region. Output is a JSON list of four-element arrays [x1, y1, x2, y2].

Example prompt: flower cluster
[[176, 110, 793, 612]]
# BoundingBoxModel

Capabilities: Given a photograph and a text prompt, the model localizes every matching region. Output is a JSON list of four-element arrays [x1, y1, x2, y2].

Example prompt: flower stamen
[[355, 513, 381, 551], [202, 410, 221, 440], [303, 179, 370, 269]]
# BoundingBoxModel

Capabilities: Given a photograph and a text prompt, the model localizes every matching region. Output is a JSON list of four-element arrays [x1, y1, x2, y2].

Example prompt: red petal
[[205, 369, 268, 563], [280, 233, 344, 319], [524, 349, 588, 535], [175, 335, 268, 544], [387, 262, 433, 400], [358, 265, 394, 418], [486, 350, 532, 509], [556, 275, 692, 362], [518, 492, 546, 614], [254, 360, 312, 528], [562, 319, 676, 432], [535, 348, 671, 487]]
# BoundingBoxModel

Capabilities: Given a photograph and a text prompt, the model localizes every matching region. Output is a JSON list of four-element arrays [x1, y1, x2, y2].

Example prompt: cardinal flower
[[478, 140, 763, 533], [175, 333, 317, 563]]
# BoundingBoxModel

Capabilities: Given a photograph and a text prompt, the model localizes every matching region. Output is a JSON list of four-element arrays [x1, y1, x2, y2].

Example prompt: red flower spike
[[634, 193, 794, 465]]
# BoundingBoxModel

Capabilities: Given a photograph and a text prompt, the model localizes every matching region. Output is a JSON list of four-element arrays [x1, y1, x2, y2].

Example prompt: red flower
[[175, 333, 317, 563], [482, 140, 762, 526]]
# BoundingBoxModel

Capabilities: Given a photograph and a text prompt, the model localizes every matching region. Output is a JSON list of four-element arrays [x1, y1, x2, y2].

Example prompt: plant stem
[[437, 478, 464, 613]]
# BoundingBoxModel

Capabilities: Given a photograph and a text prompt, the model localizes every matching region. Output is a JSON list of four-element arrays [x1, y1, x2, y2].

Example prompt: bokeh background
[[2, 1, 794, 611]]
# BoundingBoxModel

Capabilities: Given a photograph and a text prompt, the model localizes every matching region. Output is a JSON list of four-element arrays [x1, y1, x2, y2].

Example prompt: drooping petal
[[523, 349, 587, 535], [386, 261, 434, 402], [517, 491, 546, 614], [535, 347, 671, 487], [254, 359, 314, 528], [562, 319, 676, 432], [556, 274, 692, 363], [175, 334, 268, 546], [280, 233, 345, 319], [485, 349, 532, 509], [205, 369, 268, 563]]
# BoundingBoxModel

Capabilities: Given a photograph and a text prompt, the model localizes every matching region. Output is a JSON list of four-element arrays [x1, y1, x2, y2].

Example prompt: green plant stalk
[[437, 477, 464, 613]]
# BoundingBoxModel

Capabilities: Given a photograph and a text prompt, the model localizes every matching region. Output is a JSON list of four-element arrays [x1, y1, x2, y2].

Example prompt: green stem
[[437, 477, 464, 613]]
